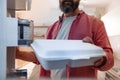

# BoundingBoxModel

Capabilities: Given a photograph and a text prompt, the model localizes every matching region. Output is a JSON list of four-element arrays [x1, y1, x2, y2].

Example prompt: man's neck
[[64, 8, 80, 17]]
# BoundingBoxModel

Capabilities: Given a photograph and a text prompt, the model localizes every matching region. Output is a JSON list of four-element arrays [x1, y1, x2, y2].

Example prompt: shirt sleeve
[[92, 19, 114, 71]]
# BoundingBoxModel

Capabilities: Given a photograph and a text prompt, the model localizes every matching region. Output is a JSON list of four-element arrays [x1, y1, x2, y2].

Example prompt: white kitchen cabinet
[[0, 0, 18, 80]]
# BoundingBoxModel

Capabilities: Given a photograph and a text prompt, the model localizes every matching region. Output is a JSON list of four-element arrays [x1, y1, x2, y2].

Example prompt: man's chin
[[62, 7, 73, 14]]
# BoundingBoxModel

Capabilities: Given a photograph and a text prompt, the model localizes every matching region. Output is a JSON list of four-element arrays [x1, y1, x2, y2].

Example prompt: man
[[16, 0, 114, 79], [43, 0, 114, 79]]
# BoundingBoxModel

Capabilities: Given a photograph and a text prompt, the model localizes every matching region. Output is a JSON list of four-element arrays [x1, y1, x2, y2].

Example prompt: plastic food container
[[31, 40, 105, 70]]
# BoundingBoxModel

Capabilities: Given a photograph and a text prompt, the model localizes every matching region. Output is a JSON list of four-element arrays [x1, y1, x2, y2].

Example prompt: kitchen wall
[[16, 0, 61, 26], [16, 0, 97, 26]]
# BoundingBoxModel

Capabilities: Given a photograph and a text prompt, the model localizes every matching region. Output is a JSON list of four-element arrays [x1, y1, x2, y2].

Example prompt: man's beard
[[59, 0, 79, 14]]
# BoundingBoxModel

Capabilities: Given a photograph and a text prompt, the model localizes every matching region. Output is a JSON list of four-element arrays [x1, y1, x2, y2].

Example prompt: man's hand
[[82, 36, 94, 44], [94, 57, 106, 68], [82, 36, 106, 68]]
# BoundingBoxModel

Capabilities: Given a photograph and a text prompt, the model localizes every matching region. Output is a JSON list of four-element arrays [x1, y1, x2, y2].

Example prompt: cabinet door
[[7, 0, 32, 10]]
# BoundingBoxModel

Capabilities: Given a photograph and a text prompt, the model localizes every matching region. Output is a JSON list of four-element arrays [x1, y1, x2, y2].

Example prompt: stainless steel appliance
[[18, 19, 34, 45]]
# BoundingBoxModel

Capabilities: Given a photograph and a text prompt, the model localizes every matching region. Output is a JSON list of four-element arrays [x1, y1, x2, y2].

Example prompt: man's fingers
[[82, 36, 94, 44]]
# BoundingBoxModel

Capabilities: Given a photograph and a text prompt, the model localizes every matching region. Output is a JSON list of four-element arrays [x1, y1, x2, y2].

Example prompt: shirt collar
[[59, 10, 84, 22]]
